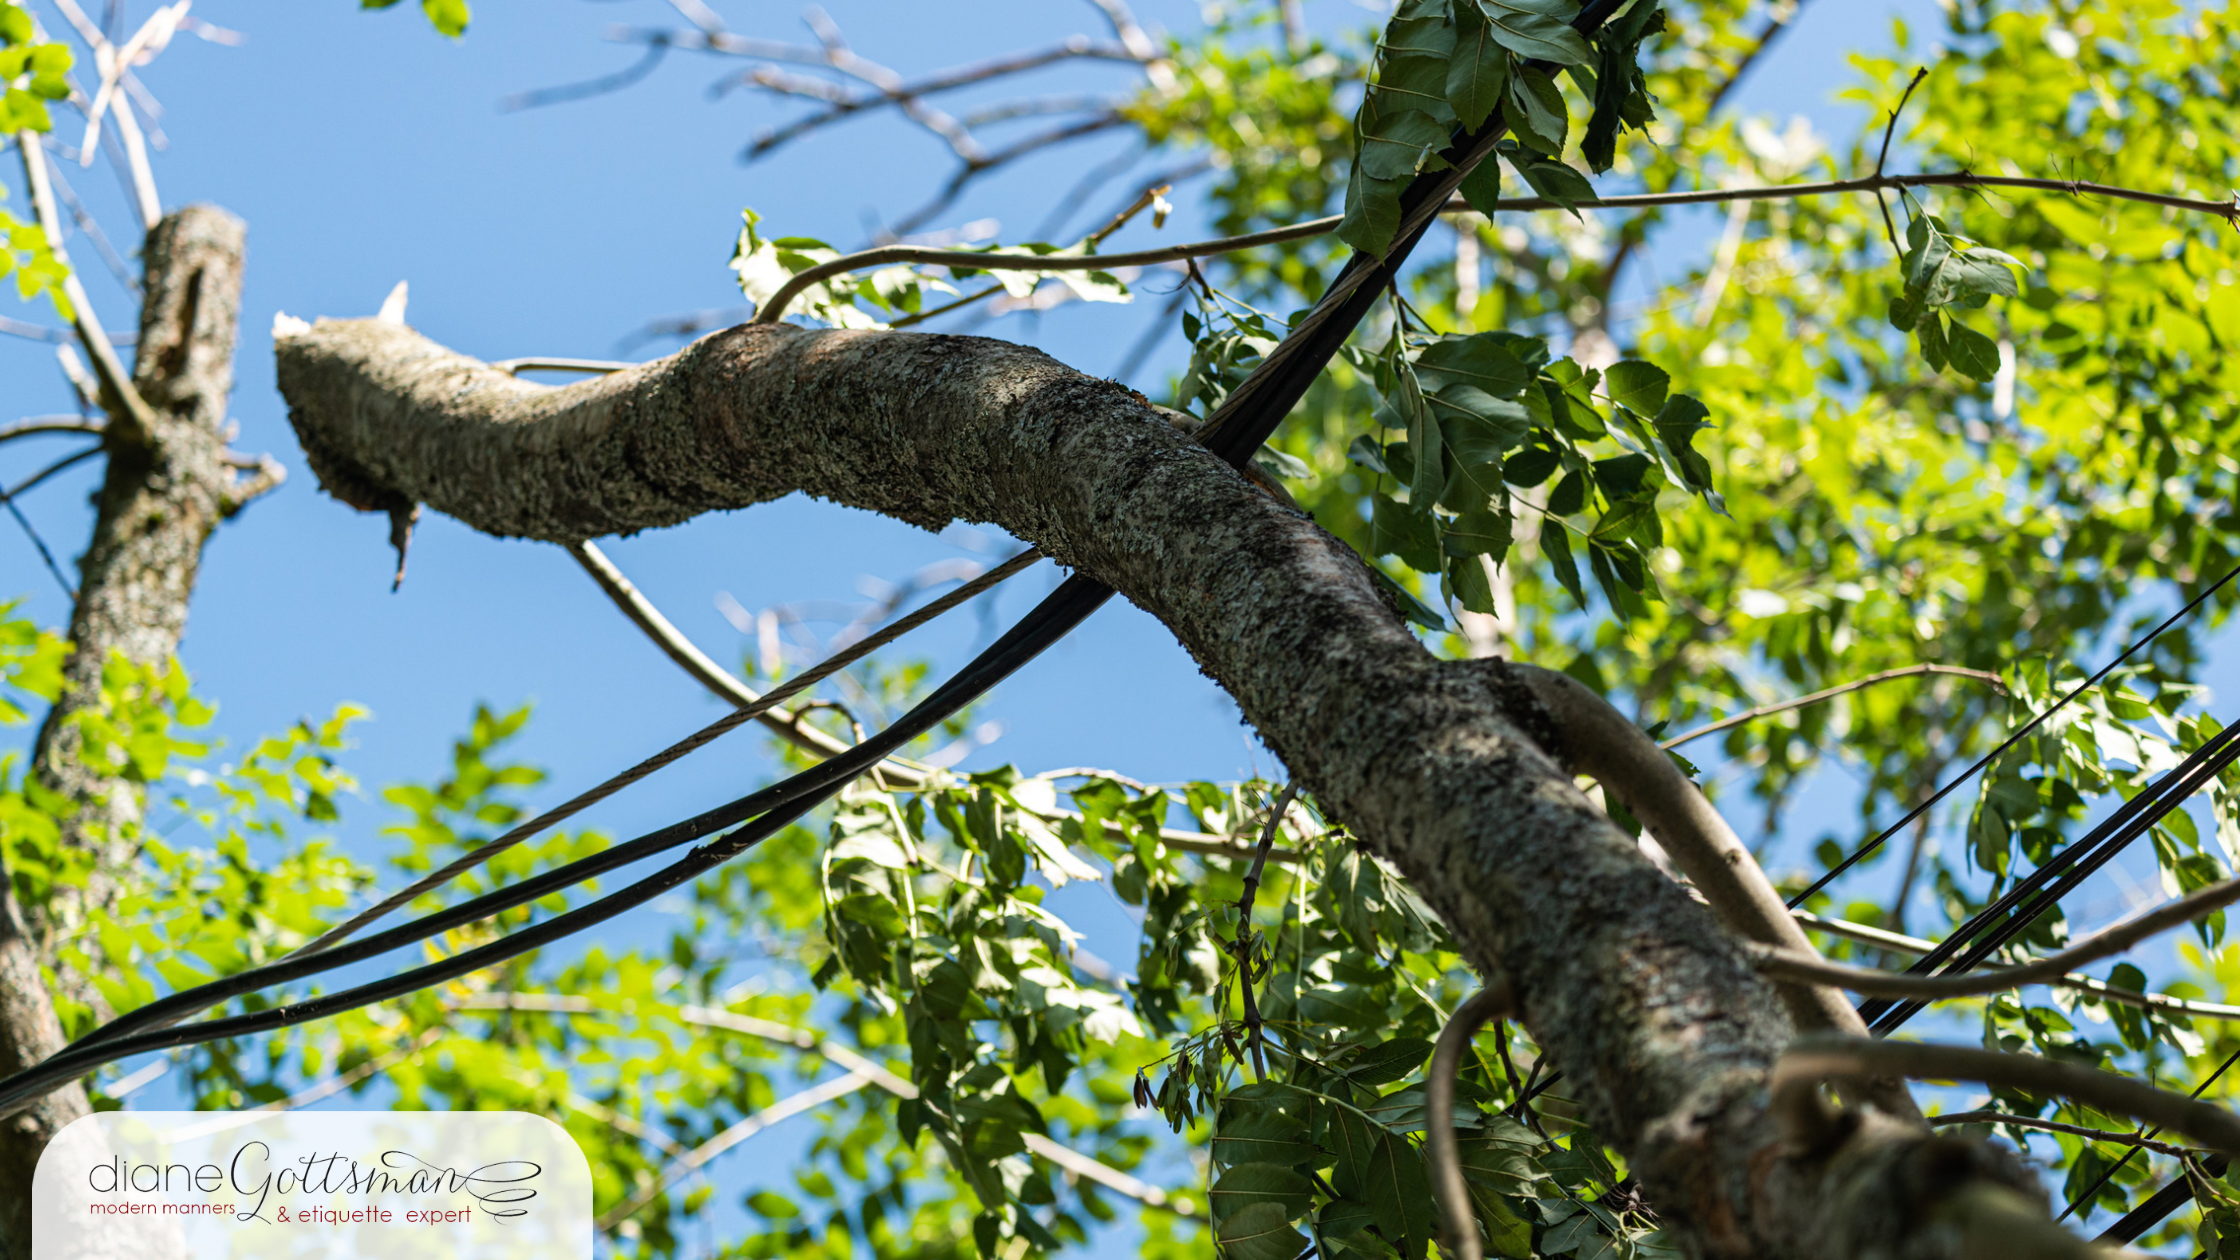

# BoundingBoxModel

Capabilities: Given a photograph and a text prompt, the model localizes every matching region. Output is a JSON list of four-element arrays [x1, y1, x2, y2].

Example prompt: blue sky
[[17, 0, 2227, 1252]]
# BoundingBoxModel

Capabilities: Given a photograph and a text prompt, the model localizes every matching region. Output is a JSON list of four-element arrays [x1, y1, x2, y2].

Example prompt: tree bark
[[0, 206, 247, 1257], [276, 317, 2051, 1258]]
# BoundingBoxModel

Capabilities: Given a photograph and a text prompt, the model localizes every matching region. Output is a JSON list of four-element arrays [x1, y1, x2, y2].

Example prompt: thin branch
[[1229, 780, 1299, 1078], [15, 130, 158, 439], [0, 417, 104, 445], [1659, 663, 2006, 750], [1873, 69, 1930, 254], [1928, 1110, 2205, 1158], [1430, 986, 1512, 1260], [678, 1004, 1199, 1216], [754, 170, 2240, 322], [38, 154, 139, 295], [7, 443, 102, 499], [1753, 874, 2240, 1004], [500, 39, 670, 112], [1773, 1035, 2240, 1158], [1788, 912, 2240, 1028], [1, 448, 86, 599], [281, 543, 1042, 961], [490, 356, 641, 375], [884, 112, 1127, 238], [0, 314, 68, 343], [734, 40, 1140, 161], [595, 1070, 874, 1228]]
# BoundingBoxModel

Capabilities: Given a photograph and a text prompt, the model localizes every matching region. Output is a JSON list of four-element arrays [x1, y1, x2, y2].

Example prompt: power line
[[1790, 559, 2240, 908]]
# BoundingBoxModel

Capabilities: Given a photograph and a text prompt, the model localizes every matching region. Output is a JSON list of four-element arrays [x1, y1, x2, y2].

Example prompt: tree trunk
[[0, 206, 247, 1257], [275, 318, 2050, 1258]]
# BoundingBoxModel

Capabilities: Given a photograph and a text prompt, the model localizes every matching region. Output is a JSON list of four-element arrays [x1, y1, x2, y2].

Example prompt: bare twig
[[595, 1070, 874, 1228], [1430, 985, 1512, 1260], [1229, 780, 1299, 1078], [490, 356, 640, 375], [1873, 69, 1931, 254], [1928, 1110, 2205, 1159], [500, 39, 670, 112], [885, 112, 1127, 238], [15, 131, 158, 438], [1752, 874, 2240, 1004], [678, 1004, 1198, 1216], [1659, 664, 2006, 750], [735, 39, 1139, 161], [1773, 1035, 2240, 1158], [0, 417, 104, 445], [753, 170, 2239, 323]]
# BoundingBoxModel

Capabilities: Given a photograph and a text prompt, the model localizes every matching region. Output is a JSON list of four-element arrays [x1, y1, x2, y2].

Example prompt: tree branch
[[748, 171, 2236, 323], [595, 1070, 875, 1228], [1659, 663, 2006, 751], [1928, 1110, 2204, 1159], [1506, 664, 1888, 1050], [1774, 1035, 2240, 1158], [676, 1004, 1199, 1215], [1430, 985, 1511, 1260], [14, 132, 156, 439], [272, 311, 2087, 1257], [1753, 874, 2240, 1004], [1791, 909, 2240, 1022]]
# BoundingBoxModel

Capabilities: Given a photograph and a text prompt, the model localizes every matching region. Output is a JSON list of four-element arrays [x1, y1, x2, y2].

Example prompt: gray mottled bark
[[276, 318, 2049, 1258], [0, 206, 248, 1257]]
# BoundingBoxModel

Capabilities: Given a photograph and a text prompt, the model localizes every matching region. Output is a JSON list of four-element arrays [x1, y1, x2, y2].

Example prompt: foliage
[[0, 2, 73, 318], [12, 0, 2240, 1257]]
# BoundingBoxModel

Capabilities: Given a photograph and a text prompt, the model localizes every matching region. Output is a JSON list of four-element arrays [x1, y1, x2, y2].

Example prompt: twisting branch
[[1505, 665, 1882, 1044], [1928, 1111, 2205, 1159], [1773, 1035, 2240, 1158], [1752, 874, 2240, 1004], [1429, 986, 1512, 1260], [1659, 663, 2006, 750]]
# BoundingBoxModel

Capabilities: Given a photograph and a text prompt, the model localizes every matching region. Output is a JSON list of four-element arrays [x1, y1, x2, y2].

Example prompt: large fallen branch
[[278, 315, 2058, 1258]]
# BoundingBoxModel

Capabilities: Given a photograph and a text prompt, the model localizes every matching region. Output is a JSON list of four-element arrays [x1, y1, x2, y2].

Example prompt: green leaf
[[1372, 495, 1442, 573], [1448, 550, 1500, 614], [1446, 6, 1514, 131], [1917, 310, 1950, 372], [1947, 321, 2002, 382], [1540, 518, 1585, 607], [1474, 0, 1591, 65], [1344, 1036, 1435, 1086], [1458, 157, 1503, 218], [1359, 110, 1453, 182], [420, 0, 469, 35], [1415, 335, 1534, 397], [1443, 509, 1513, 558], [1372, 568, 1450, 632], [1214, 1110, 1322, 1168], [1210, 1162, 1315, 1221], [1339, 163, 1409, 257], [1509, 151, 1595, 216], [1601, 360, 1668, 415], [1217, 1201, 1308, 1260], [1504, 69, 1570, 155]]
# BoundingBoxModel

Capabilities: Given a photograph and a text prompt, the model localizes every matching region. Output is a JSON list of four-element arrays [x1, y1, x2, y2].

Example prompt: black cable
[[0, 576, 1115, 1114], [1860, 720, 2240, 1029], [1790, 560, 2240, 908]]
